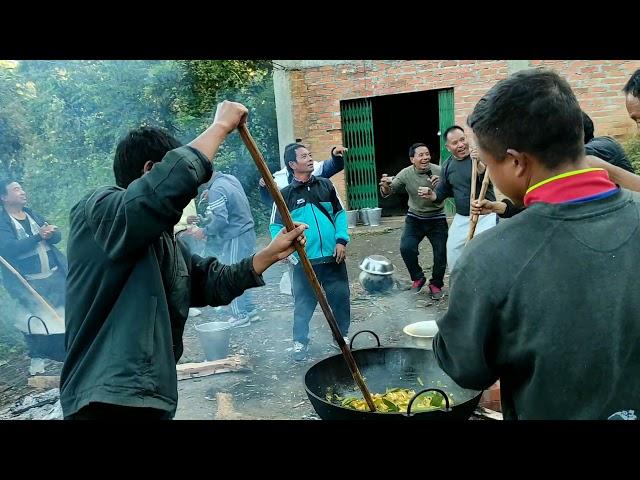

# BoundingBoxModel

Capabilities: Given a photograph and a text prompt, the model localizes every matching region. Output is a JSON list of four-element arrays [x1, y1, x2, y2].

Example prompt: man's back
[[61, 146, 211, 417], [435, 189, 640, 419], [585, 136, 635, 173], [207, 173, 254, 240]]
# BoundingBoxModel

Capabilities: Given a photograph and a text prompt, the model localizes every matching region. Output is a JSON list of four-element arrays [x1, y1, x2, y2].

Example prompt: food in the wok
[[326, 387, 452, 413]]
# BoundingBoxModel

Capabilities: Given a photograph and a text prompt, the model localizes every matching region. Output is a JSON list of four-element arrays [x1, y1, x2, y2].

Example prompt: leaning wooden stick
[[466, 167, 491, 244], [238, 124, 376, 412], [0, 255, 65, 331], [470, 157, 478, 209]]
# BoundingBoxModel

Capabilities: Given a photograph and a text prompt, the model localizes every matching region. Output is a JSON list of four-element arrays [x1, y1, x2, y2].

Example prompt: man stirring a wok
[[432, 69, 640, 419], [60, 101, 308, 420]]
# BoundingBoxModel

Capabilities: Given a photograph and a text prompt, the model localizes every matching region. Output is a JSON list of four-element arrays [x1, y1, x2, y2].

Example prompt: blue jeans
[[291, 260, 350, 345]]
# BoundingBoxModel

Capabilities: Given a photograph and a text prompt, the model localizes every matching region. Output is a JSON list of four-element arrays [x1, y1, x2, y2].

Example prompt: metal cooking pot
[[23, 315, 66, 362], [304, 330, 482, 420], [359, 255, 395, 275]]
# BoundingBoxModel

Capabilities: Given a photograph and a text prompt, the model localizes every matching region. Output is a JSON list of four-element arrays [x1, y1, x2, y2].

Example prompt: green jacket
[[433, 190, 640, 419], [60, 146, 265, 417]]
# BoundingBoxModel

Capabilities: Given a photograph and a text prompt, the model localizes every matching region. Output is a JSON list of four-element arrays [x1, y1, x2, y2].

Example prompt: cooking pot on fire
[[358, 255, 395, 293], [304, 330, 482, 420]]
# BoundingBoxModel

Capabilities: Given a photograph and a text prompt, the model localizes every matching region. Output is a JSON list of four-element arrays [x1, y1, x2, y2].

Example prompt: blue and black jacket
[[269, 176, 349, 263]]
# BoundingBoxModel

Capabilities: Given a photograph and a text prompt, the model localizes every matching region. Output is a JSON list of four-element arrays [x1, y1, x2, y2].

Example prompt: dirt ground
[[174, 216, 451, 420], [0, 216, 454, 419]]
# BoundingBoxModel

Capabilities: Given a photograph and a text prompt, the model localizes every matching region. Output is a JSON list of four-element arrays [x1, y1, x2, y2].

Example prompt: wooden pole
[[238, 124, 376, 412], [467, 167, 491, 244], [0, 255, 65, 331]]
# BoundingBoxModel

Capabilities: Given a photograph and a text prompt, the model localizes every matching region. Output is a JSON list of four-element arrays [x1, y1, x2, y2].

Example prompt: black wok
[[304, 330, 482, 420]]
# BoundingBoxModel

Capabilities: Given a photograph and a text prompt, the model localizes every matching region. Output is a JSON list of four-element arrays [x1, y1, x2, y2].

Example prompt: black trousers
[[291, 260, 350, 345], [65, 402, 173, 420], [399, 216, 448, 288]]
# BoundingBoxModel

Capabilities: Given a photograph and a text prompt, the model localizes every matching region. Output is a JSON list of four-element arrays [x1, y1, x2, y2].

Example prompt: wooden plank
[[176, 355, 250, 381], [27, 375, 60, 390]]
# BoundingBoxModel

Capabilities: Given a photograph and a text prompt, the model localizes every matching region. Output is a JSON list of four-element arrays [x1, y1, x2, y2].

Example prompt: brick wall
[[288, 60, 639, 202], [531, 60, 638, 140]]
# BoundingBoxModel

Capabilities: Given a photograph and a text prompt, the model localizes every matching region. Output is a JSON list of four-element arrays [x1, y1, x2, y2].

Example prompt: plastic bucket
[[347, 210, 358, 228], [359, 208, 370, 225], [195, 321, 231, 361], [367, 207, 382, 226]]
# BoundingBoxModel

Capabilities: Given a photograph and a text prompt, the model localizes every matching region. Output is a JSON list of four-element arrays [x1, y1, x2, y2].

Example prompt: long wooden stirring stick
[[0, 254, 65, 331], [238, 124, 377, 412], [466, 166, 491, 244]]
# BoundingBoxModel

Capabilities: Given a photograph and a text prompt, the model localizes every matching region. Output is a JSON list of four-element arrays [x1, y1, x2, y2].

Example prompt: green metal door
[[437, 88, 456, 216], [340, 99, 378, 210], [438, 88, 455, 166]]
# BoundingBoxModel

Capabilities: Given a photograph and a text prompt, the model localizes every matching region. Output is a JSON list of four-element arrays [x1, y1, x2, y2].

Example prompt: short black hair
[[468, 69, 584, 169], [409, 143, 428, 157], [623, 68, 640, 98], [582, 111, 595, 143], [283, 143, 305, 175], [113, 126, 183, 188], [443, 125, 464, 142]]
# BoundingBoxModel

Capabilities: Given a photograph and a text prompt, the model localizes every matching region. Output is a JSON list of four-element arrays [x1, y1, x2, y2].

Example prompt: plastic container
[[195, 321, 231, 361]]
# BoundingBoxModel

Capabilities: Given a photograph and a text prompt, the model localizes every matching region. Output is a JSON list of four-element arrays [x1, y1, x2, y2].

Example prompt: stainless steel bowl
[[358, 255, 395, 275]]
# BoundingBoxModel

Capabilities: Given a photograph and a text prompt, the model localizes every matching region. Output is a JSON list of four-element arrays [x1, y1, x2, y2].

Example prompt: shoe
[[411, 277, 427, 293], [428, 284, 443, 300], [228, 316, 251, 328], [331, 336, 350, 351], [188, 308, 202, 318], [248, 308, 261, 322], [292, 341, 309, 361]]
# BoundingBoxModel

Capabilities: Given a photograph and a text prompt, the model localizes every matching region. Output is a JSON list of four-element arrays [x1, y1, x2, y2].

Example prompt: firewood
[[176, 355, 250, 381]]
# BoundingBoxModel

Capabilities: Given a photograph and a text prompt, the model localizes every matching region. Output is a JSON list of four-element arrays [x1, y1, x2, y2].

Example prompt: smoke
[[0, 60, 284, 351]]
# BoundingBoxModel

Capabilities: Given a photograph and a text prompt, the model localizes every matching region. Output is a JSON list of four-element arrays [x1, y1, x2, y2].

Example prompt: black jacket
[[585, 136, 635, 173], [60, 146, 265, 417], [0, 206, 68, 294]]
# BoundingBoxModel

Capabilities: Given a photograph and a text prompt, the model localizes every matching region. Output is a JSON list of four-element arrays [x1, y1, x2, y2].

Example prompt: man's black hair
[[623, 68, 640, 98], [113, 126, 183, 188], [582, 111, 595, 143], [467, 69, 584, 169], [409, 143, 428, 157], [283, 143, 305, 176]]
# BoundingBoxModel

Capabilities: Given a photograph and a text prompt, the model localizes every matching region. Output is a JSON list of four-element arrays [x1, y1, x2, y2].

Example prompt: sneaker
[[411, 277, 427, 293], [428, 284, 443, 300], [228, 316, 251, 328], [188, 308, 202, 318], [331, 336, 351, 351], [292, 341, 309, 361], [248, 308, 261, 322]]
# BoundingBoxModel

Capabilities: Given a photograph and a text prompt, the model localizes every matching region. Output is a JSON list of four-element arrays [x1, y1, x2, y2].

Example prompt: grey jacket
[[204, 173, 255, 241], [434, 189, 640, 419]]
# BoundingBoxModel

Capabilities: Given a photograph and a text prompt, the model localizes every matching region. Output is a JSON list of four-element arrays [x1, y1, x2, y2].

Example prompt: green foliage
[[623, 135, 640, 173], [0, 60, 279, 244], [0, 60, 279, 351]]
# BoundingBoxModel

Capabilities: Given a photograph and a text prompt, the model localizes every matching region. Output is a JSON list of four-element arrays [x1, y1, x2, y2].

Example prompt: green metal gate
[[438, 88, 456, 216], [340, 99, 378, 209]]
